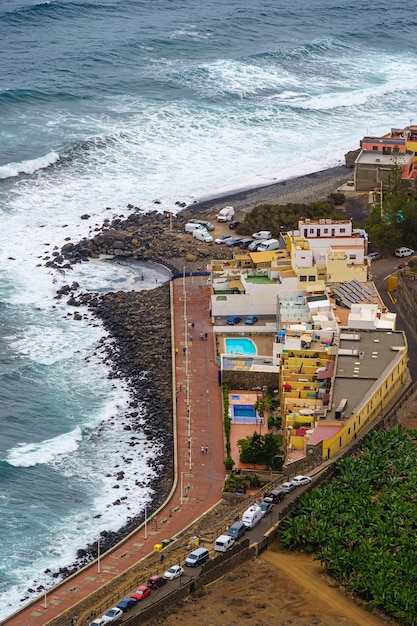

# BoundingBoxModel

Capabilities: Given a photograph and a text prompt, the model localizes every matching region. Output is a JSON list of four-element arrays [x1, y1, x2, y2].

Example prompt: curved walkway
[[3, 276, 225, 626]]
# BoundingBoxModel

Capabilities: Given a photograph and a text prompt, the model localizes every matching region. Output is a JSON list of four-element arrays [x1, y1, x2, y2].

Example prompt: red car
[[130, 585, 151, 601]]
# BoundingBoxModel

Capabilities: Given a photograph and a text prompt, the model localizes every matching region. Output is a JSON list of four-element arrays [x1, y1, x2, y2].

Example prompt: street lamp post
[[97, 535, 101, 574], [180, 471, 184, 506], [144, 504, 148, 540]]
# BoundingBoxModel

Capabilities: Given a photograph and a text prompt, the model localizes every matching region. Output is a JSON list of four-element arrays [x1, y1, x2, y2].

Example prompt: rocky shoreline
[[42, 165, 357, 583]]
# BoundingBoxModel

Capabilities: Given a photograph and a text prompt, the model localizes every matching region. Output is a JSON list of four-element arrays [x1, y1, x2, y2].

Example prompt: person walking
[[200, 333, 204, 340], [205, 445, 208, 454], [201, 445, 204, 454]]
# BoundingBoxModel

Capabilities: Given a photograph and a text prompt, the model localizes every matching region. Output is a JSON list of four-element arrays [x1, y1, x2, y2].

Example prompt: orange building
[[354, 125, 417, 191]]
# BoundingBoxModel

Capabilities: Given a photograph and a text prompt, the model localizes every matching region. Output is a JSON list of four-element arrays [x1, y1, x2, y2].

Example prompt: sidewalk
[[4, 276, 225, 626]]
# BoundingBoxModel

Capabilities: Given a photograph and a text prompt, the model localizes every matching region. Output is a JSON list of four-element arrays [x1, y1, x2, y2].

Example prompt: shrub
[[224, 456, 235, 471]]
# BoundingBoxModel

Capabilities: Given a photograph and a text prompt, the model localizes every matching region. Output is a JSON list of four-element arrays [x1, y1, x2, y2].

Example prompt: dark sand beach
[[187, 165, 354, 214]]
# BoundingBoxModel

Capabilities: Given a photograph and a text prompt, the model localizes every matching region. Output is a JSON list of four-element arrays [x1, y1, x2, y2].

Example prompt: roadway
[[98, 481, 309, 622], [370, 257, 417, 380]]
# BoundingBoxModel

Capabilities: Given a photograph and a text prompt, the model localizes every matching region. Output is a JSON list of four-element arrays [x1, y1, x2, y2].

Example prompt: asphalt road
[[370, 257, 417, 381], [113, 483, 307, 623]]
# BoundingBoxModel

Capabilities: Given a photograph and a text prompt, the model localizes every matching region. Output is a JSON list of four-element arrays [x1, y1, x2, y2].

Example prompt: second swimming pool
[[225, 337, 257, 355]]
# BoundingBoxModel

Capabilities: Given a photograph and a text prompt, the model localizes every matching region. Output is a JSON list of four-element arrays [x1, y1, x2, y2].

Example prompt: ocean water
[[1, 0, 416, 618]]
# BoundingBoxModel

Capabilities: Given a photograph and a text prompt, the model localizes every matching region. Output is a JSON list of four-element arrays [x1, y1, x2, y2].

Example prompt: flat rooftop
[[356, 150, 413, 165], [329, 328, 406, 420]]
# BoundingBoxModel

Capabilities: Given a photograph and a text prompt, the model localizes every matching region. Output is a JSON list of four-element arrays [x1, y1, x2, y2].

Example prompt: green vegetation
[[223, 455, 235, 471], [237, 431, 283, 470], [223, 471, 261, 493], [278, 427, 417, 625], [364, 165, 417, 252], [236, 198, 345, 237], [222, 381, 231, 457]]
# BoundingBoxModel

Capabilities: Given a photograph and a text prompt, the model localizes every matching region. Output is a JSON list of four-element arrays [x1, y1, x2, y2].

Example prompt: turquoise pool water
[[231, 404, 258, 424], [225, 338, 256, 355]]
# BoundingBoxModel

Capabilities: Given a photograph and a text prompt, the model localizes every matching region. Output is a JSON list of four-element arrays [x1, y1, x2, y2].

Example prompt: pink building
[[354, 126, 417, 191]]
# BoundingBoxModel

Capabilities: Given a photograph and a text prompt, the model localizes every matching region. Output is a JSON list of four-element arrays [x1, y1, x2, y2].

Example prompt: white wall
[[211, 276, 298, 317]]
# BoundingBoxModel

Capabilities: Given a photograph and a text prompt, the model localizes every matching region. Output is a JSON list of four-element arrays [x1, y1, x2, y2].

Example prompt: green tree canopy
[[237, 432, 282, 468]]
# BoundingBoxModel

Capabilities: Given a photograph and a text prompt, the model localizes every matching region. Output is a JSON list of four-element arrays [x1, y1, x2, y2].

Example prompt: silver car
[[291, 475, 312, 487], [280, 481, 296, 493]]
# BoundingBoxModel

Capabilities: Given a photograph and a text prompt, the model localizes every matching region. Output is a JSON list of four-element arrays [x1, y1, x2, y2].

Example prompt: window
[[308, 276, 315, 282], [324, 228, 328, 234], [340, 228, 346, 233], [349, 254, 356, 260], [372, 146, 378, 151], [309, 228, 314, 234], [300, 275, 307, 282]]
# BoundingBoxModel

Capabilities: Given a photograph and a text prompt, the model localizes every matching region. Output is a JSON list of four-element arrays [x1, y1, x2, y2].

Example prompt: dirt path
[[150, 543, 397, 626]]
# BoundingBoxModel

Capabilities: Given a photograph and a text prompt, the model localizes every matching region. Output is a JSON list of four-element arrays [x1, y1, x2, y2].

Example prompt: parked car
[[367, 252, 381, 262], [256, 238, 279, 251], [264, 489, 286, 504], [291, 475, 312, 487], [245, 315, 258, 325], [163, 565, 184, 580], [395, 247, 414, 257], [225, 237, 244, 247], [101, 607, 124, 623], [227, 521, 246, 540], [214, 534, 235, 552], [216, 206, 235, 222], [117, 597, 137, 612], [193, 228, 213, 243], [185, 222, 205, 233], [241, 504, 263, 529], [229, 220, 241, 230], [184, 547, 210, 567], [252, 230, 272, 240], [190, 219, 215, 231], [215, 234, 233, 244], [247, 239, 264, 251], [226, 316, 242, 325], [280, 481, 296, 493], [259, 501, 273, 516], [90, 620, 105, 626], [130, 586, 151, 601], [147, 574, 167, 589], [239, 238, 254, 249]]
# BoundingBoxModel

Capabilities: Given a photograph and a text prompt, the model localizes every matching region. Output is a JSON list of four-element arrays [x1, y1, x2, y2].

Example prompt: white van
[[394, 247, 414, 258], [252, 230, 272, 240], [241, 504, 263, 529], [193, 229, 213, 243], [185, 222, 205, 233], [216, 206, 235, 222], [184, 546, 210, 567], [256, 238, 279, 252], [214, 534, 235, 552]]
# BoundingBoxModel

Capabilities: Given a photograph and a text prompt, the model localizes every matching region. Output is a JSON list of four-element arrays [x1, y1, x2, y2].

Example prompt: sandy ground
[[149, 543, 397, 626]]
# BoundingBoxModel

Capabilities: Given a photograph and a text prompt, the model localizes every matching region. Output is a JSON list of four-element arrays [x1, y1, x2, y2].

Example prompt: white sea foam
[[6, 427, 83, 467], [0, 150, 60, 179]]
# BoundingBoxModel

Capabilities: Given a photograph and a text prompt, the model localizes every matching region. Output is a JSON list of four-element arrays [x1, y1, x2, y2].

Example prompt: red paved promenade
[[3, 275, 225, 626]]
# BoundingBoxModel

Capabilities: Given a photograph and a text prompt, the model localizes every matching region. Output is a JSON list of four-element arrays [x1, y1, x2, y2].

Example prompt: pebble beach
[[188, 165, 353, 215]]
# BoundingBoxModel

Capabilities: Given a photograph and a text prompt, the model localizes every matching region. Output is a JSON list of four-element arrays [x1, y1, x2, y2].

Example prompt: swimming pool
[[231, 404, 258, 423], [225, 337, 256, 355]]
